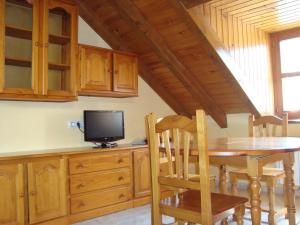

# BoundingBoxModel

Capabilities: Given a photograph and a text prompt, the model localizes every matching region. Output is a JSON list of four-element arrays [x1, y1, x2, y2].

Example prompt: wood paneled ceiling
[[76, 0, 262, 128], [199, 0, 300, 33]]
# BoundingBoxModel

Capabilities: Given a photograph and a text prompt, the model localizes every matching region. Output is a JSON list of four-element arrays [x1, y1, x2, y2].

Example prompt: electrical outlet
[[68, 121, 77, 128], [68, 120, 83, 128]]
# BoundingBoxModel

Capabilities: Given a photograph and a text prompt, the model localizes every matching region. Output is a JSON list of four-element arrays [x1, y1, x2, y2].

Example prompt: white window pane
[[282, 76, 300, 111], [280, 37, 300, 73]]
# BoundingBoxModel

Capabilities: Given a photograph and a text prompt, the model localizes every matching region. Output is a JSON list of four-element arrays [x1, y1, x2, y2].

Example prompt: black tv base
[[93, 142, 118, 149]]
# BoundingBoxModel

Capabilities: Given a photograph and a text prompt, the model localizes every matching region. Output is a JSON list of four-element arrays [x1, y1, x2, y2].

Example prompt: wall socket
[[68, 120, 83, 128]]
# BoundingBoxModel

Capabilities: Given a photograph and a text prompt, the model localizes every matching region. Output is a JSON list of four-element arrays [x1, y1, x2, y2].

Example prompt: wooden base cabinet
[[69, 150, 133, 222], [27, 158, 68, 224], [0, 146, 151, 225], [0, 163, 25, 225], [133, 148, 151, 198]]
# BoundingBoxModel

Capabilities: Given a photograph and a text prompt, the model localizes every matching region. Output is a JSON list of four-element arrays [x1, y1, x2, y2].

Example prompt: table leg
[[284, 153, 296, 225], [219, 165, 227, 193], [249, 176, 262, 225], [247, 156, 262, 225]]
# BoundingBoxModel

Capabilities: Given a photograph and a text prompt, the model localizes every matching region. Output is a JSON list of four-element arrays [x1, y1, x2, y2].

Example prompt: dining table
[[205, 136, 300, 225]]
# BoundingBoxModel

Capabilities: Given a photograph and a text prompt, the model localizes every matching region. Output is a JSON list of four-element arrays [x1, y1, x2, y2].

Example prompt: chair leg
[[210, 176, 216, 192], [151, 202, 162, 225], [235, 204, 245, 225], [267, 179, 276, 225], [283, 178, 289, 219], [230, 173, 238, 195], [219, 165, 227, 193]]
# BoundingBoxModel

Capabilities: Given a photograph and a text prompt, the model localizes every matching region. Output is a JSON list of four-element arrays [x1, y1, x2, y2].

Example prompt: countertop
[[0, 144, 148, 161]]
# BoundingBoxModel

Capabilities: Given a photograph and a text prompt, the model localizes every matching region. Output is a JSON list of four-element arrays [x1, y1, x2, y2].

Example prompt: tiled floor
[[75, 190, 300, 225]]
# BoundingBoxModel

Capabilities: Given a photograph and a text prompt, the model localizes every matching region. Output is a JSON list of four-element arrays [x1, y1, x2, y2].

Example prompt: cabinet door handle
[[30, 190, 36, 196], [77, 183, 85, 189], [118, 176, 124, 181], [118, 159, 123, 164], [76, 163, 85, 169], [78, 201, 85, 208], [119, 193, 125, 199]]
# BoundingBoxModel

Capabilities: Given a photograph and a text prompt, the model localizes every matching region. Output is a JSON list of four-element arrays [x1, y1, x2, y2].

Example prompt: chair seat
[[230, 167, 285, 181], [160, 190, 248, 223]]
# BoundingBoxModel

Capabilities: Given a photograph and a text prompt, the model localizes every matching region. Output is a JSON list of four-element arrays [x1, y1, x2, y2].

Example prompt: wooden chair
[[229, 114, 288, 225], [157, 118, 217, 191], [146, 110, 248, 225]]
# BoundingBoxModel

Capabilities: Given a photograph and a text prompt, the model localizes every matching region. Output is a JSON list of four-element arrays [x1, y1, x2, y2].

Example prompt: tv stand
[[93, 142, 118, 149]]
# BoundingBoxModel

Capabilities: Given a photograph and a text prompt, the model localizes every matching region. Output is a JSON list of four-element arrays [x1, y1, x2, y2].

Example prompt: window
[[270, 28, 300, 119]]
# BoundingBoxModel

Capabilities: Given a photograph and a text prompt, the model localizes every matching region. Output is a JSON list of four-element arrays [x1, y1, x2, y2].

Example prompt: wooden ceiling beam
[[75, 0, 188, 116], [168, 0, 260, 118], [179, 0, 212, 9], [75, 0, 123, 50], [112, 0, 227, 128]]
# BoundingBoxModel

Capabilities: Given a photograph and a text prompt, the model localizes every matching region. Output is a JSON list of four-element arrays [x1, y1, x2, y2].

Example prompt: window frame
[[270, 27, 300, 119]]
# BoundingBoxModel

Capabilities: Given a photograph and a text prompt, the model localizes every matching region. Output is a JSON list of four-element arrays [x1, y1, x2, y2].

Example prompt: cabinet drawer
[[69, 152, 131, 174], [70, 168, 131, 194], [71, 186, 132, 214]]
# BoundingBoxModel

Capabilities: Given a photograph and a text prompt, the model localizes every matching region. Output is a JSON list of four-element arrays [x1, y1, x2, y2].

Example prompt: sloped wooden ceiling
[[76, 0, 260, 128], [203, 0, 300, 33]]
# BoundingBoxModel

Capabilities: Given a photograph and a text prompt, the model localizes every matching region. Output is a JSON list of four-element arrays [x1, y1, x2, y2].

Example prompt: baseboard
[[36, 217, 69, 225], [133, 196, 151, 207], [69, 201, 133, 224]]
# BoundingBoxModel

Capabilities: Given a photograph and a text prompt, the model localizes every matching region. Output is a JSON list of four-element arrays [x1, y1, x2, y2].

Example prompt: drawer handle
[[118, 159, 124, 163], [77, 183, 85, 189], [78, 201, 85, 208], [118, 176, 124, 181], [76, 163, 85, 169], [119, 193, 125, 199]]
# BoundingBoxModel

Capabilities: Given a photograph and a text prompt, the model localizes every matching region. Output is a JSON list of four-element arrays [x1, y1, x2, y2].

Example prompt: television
[[84, 110, 124, 147]]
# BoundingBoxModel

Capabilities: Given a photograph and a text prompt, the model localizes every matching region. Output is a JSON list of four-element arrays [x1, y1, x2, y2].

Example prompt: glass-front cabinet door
[[0, 0, 39, 95], [41, 0, 77, 98]]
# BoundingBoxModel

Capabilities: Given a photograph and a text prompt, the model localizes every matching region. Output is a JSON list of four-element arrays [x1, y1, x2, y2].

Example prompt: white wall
[[207, 114, 249, 139], [0, 17, 174, 152]]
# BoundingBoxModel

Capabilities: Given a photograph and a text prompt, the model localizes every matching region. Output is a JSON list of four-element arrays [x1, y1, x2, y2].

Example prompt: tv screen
[[84, 110, 124, 143]]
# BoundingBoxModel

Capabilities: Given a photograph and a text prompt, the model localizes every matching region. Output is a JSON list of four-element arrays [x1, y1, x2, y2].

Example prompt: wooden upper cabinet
[[27, 158, 67, 224], [0, 163, 25, 225], [78, 45, 138, 97], [133, 148, 151, 198], [0, 0, 39, 96], [41, 0, 78, 98], [78, 45, 112, 94], [0, 0, 78, 101], [113, 52, 138, 94]]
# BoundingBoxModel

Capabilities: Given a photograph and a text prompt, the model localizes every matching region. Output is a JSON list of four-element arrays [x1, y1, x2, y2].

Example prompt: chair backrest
[[248, 113, 288, 137], [146, 110, 212, 224]]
